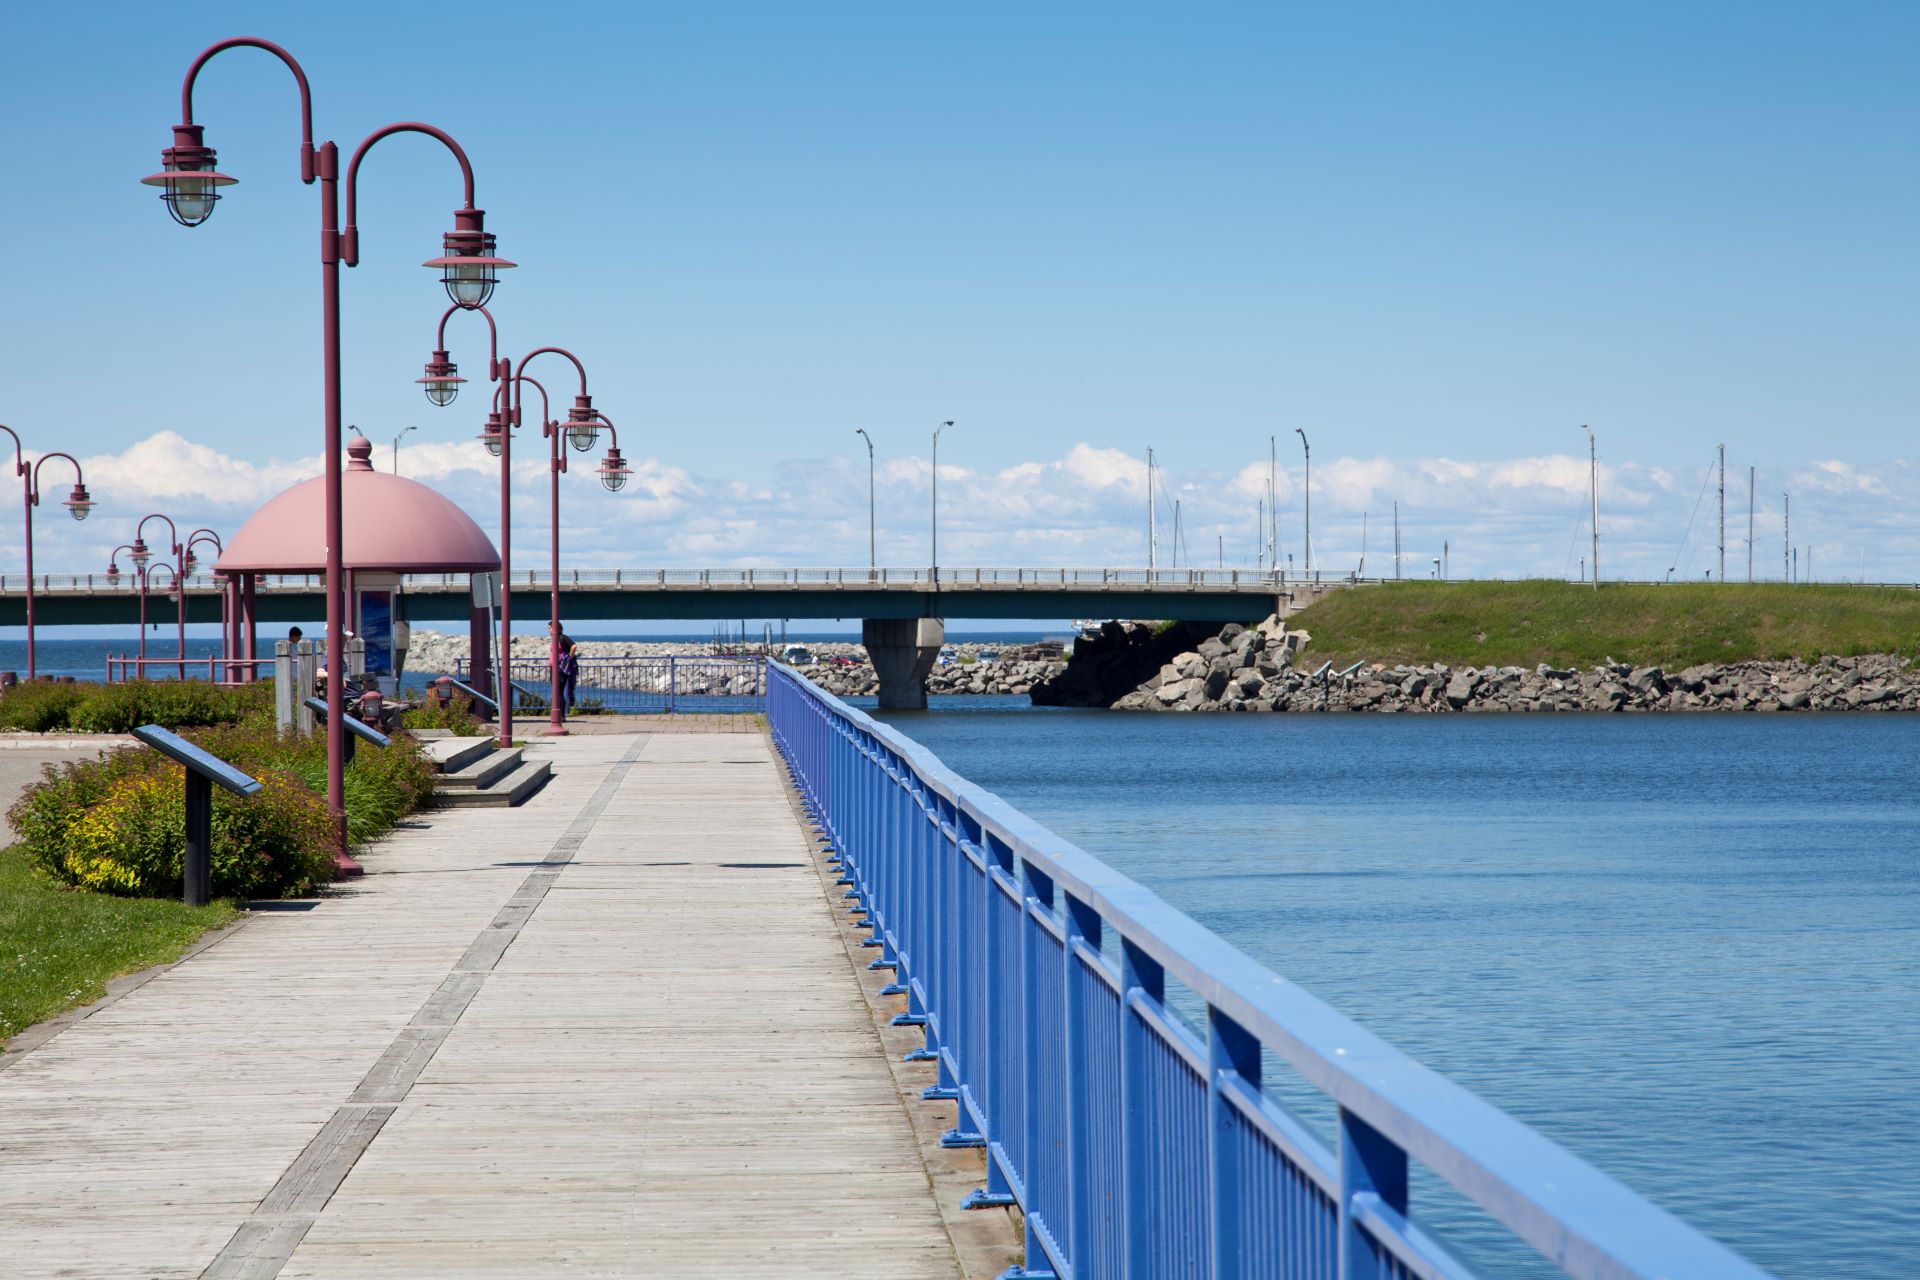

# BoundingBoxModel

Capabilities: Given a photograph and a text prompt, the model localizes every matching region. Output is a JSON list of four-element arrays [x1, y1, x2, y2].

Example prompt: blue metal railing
[[766, 663, 1771, 1280]]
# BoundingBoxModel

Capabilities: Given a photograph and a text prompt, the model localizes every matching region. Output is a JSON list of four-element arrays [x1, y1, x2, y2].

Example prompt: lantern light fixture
[[139, 124, 237, 228], [63, 483, 94, 521], [418, 349, 466, 407], [598, 446, 629, 493], [424, 208, 514, 309]]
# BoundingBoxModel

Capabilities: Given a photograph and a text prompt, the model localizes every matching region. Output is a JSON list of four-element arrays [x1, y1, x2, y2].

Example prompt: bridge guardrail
[[9, 568, 1915, 596], [453, 655, 767, 714], [766, 661, 1770, 1280]]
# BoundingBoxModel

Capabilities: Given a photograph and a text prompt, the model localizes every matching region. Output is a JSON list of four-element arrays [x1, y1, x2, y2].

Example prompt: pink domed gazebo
[[216, 436, 498, 682]]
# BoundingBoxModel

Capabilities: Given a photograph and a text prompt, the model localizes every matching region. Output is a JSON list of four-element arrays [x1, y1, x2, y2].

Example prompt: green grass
[[0, 843, 237, 1042], [1292, 581, 1920, 670]]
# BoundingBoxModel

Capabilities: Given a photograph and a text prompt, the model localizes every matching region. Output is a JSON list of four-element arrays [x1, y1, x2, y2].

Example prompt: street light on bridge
[[146, 35, 512, 874], [931, 420, 952, 585], [854, 428, 875, 573]]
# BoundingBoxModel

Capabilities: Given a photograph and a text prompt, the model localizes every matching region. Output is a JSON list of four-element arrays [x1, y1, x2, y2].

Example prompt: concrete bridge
[[1, 567, 1351, 707], [0, 566, 1338, 626]]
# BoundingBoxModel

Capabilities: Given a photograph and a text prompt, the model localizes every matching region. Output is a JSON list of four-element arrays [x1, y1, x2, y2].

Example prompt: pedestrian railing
[[766, 662, 1770, 1280], [104, 655, 267, 684], [452, 655, 766, 714]]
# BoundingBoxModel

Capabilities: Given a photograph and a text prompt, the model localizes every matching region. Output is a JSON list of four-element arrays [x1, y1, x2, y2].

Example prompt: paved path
[[0, 732, 959, 1278]]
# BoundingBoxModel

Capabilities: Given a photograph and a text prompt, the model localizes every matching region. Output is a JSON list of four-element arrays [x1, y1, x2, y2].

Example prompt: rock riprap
[[403, 630, 1064, 700], [1099, 618, 1920, 713]]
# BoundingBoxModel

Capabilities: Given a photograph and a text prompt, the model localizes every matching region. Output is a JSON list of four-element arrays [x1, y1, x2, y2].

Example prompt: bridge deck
[[0, 732, 961, 1278]]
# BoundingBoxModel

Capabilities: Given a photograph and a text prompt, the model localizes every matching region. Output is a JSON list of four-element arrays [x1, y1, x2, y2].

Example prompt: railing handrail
[[6, 569, 1917, 595], [767, 662, 1770, 1279]]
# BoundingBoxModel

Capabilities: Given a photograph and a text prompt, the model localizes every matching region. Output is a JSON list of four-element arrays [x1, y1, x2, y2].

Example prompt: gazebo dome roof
[[215, 436, 498, 575]]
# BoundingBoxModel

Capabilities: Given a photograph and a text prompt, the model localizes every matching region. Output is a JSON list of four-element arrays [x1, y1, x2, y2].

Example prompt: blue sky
[[1, 1, 1915, 587]]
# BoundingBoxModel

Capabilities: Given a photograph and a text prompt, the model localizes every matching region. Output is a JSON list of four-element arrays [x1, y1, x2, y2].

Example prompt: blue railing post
[[1210, 1010, 1262, 1278], [1339, 1107, 1410, 1280], [1063, 893, 1102, 1273], [1120, 938, 1166, 1277]]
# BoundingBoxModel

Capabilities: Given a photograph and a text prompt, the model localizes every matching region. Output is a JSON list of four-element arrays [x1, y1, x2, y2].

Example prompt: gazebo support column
[[241, 573, 257, 681], [469, 603, 493, 709]]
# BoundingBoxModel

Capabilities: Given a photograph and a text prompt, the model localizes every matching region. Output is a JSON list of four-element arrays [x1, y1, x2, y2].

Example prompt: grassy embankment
[[1291, 581, 1920, 671], [1, 844, 237, 1042]]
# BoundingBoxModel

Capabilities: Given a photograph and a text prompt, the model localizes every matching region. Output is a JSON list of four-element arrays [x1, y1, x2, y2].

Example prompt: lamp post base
[[333, 852, 365, 879], [542, 723, 570, 736]]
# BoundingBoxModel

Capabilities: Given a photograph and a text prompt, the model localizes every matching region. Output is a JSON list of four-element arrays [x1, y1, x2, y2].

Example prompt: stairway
[[418, 733, 553, 807]]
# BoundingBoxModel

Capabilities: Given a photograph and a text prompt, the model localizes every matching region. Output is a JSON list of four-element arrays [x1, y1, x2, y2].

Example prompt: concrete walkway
[[0, 732, 961, 1278]]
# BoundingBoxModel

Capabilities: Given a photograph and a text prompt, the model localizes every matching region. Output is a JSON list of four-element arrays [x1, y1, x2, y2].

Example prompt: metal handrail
[[766, 663, 1771, 1280], [439, 676, 498, 715]]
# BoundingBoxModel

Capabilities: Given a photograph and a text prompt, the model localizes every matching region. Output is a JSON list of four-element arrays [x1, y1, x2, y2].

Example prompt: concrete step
[[436, 746, 525, 790], [421, 735, 495, 775], [433, 758, 552, 808]]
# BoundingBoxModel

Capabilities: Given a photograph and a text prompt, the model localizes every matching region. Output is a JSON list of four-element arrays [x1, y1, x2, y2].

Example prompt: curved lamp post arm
[[0, 425, 25, 476], [27, 452, 85, 505], [341, 122, 478, 267], [137, 512, 183, 557], [179, 37, 316, 182], [517, 347, 590, 397], [513, 373, 558, 470]]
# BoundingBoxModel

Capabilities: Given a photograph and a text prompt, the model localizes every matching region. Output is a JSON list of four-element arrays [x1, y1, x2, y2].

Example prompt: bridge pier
[[862, 618, 943, 710]]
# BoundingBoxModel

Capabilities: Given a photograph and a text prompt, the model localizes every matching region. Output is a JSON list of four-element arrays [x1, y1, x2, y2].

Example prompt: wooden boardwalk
[[0, 732, 962, 1278]]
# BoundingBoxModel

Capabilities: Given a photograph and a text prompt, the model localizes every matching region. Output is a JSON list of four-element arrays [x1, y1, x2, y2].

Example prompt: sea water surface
[[863, 702, 1919, 1278]]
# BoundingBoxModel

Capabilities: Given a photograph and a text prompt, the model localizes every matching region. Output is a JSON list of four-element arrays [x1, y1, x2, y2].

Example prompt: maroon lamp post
[[504, 370, 628, 736], [145, 562, 183, 669], [146, 38, 512, 871], [133, 514, 188, 666], [423, 303, 515, 746], [511, 349, 624, 738], [184, 529, 226, 676], [0, 426, 93, 681], [105, 544, 140, 669], [426, 323, 625, 739]]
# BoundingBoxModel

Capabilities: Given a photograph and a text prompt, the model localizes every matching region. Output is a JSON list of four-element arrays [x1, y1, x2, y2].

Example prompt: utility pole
[[1393, 501, 1401, 580], [1783, 492, 1790, 582], [1358, 510, 1368, 578], [931, 420, 951, 583], [1172, 499, 1182, 570], [1582, 424, 1598, 588], [1747, 466, 1755, 582], [391, 424, 416, 475], [1146, 447, 1156, 575], [1218, 534, 1223, 569], [1717, 443, 1725, 583], [1295, 427, 1311, 578], [1267, 435, 1277, 575], [1443, 540, 1449, 580], [854, 428, 876, 572]]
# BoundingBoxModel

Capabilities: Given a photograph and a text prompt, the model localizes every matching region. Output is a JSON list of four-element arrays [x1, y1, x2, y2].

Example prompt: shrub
[[56, 762, 335, 899], [8, 720, 435, 900], [0, 682, 87, 732], [0, 680, 272, 734], [401, 695, 486, 734]]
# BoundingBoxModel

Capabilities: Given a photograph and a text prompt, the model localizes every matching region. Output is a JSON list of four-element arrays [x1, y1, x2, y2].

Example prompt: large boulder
[[1443, 670, 1480, 708]]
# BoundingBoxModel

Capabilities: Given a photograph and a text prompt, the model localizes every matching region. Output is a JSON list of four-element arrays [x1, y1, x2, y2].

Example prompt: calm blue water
[[864, 703, 1919, 1279], [0, 632, 1060, 683]]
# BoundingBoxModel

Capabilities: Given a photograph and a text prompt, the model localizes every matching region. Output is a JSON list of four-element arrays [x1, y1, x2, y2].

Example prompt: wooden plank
[[0, 732, 961, 1278]]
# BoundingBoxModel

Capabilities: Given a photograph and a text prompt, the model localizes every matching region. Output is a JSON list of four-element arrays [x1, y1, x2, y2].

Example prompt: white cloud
[[4, 432, 1914, 586]]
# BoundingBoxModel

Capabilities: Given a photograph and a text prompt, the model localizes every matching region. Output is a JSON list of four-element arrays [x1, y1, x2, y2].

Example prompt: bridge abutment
[[863, 618, 944, 710]]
